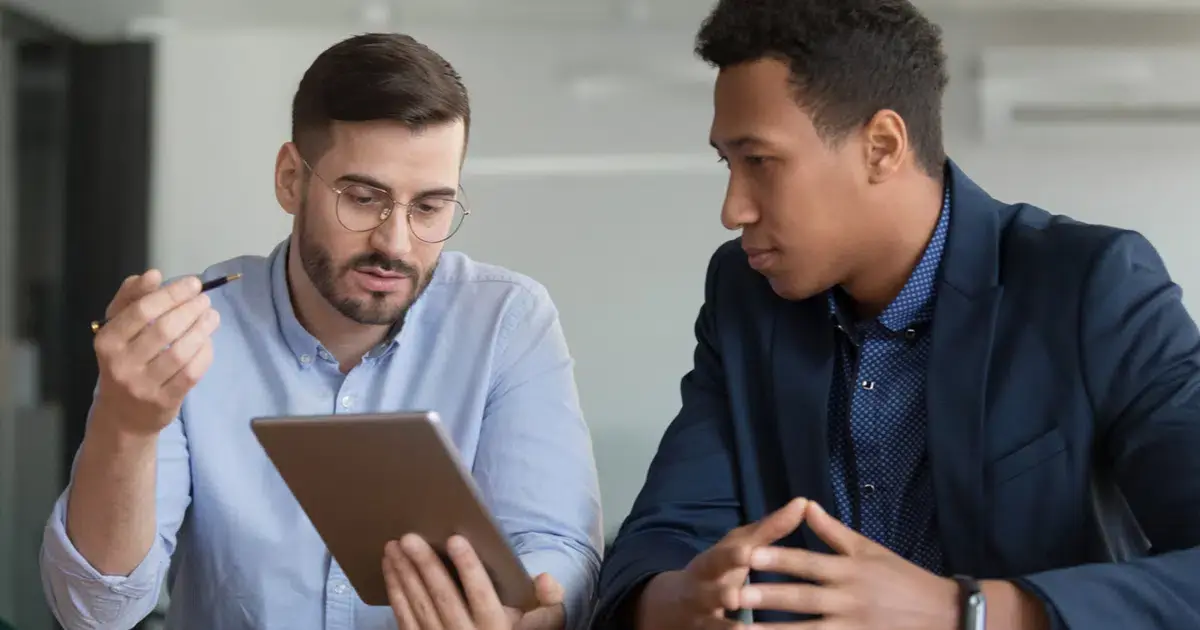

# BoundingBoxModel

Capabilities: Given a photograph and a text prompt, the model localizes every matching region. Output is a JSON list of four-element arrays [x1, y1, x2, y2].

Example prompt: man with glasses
[[40, 33, 602, 630]]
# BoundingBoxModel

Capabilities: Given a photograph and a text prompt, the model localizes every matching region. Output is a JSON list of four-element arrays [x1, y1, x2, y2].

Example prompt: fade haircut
[[696, 0, 949, 176], [291, 32, 470, 160]]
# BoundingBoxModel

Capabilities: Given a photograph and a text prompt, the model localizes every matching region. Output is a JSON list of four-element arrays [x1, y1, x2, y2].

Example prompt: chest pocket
[[986, 427, 1079, 573], [991, 428, 1067, 484]]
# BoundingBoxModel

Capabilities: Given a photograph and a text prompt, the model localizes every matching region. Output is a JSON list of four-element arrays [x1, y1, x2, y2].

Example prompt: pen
[[90, 273, 243, 334]]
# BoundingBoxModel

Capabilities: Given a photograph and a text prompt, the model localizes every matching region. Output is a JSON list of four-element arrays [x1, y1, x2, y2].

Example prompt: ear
[[861, 109, 908, 184], [275, 142, 305, 216]]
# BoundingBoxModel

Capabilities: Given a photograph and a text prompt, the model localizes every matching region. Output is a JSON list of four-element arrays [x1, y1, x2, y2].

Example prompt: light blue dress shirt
[[40, 239, 604, 630]]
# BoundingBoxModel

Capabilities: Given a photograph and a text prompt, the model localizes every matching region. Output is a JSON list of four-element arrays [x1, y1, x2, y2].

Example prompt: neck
[[286, 239, 391, 372], [841, 172, 945, 318]]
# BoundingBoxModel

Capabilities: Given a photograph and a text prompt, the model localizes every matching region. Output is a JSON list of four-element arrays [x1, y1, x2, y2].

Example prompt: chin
[[767, 276, 826, 302]]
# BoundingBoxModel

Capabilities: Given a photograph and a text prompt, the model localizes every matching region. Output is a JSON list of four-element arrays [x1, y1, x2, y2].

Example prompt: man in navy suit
[[594, 1, 1200, 629]]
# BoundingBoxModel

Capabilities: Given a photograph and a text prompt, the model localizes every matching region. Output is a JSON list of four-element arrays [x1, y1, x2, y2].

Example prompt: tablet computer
[[249, 411, 538, 611]]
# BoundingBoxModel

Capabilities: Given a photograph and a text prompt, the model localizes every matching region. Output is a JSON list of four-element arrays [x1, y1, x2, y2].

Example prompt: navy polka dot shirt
[[825, 182, 952, 574]]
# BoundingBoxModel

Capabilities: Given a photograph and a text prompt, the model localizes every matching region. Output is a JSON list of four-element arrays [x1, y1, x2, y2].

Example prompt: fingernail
[[751, 548, 771, 565], [741, 586, 761, 607]]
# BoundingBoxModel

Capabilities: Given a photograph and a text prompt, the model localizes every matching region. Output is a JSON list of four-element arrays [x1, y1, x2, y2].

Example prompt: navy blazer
[[594, 162, 1200, 629]]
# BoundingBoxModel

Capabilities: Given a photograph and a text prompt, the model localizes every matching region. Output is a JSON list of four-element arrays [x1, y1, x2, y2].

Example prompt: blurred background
[[2, 0, 1200, 627]]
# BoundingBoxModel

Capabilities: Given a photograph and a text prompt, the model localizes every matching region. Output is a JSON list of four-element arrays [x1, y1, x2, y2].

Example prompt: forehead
[[320, 119, 464, 186], [709, 58, 819, 151]]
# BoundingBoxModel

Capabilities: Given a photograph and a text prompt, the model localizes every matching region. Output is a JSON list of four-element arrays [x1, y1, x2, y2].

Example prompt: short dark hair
[[292, 32, 470, 159], [696, 0, 948, 176]]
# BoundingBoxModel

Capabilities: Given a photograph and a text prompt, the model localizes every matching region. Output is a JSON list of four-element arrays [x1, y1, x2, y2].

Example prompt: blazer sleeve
[[1021, 231, 1200, 629], [589, 247, 745, 630]]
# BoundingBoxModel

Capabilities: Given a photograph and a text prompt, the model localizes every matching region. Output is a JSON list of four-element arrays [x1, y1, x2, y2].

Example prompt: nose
[[720, 174, 759, 231], [368, 206, 413, 259]]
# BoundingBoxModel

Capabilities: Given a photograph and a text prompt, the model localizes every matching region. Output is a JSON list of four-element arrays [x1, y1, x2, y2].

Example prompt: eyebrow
[[709, 135, 770, 151], [337, 173, 458, 199]]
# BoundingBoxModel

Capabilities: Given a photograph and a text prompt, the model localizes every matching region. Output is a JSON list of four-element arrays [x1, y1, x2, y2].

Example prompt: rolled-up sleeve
[[471, 282, 603, 630], [39, 412, 192, 630]]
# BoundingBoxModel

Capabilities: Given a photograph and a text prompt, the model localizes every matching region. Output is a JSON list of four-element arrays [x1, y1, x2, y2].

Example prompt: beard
[[296, 199, 435, 326]]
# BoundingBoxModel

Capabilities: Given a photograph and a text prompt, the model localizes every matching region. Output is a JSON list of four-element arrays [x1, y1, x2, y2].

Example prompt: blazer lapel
[[771, 298, 838, 554], [926, 161, 1008, 576]]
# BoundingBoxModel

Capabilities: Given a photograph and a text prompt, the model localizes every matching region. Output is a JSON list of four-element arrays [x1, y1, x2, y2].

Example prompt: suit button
[[861, 483, 877, 497], [860, 379, 876, 391]]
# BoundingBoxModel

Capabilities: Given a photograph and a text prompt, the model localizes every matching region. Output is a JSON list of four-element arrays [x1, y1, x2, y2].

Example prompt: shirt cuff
[[41, 493, 166, 625]]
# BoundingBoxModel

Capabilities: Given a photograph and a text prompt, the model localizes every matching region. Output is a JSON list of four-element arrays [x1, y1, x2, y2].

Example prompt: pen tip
[[228, 273, 243, 281]]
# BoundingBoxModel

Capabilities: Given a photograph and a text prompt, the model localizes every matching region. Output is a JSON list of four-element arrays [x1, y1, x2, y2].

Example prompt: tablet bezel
[[249, 411, 538, 611]]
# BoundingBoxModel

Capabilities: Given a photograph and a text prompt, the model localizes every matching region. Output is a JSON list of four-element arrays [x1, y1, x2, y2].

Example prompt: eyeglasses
[[301, 158, 469, 244]]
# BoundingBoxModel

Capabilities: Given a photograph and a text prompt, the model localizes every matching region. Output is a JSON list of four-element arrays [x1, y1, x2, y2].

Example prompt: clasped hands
[[641, 498, 965, 630], [382, 533, 565, 630]]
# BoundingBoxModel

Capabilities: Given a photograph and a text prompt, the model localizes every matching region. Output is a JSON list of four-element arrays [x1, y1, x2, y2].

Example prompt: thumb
[[746, 497, 808, 545], [533, 573, 564, 606]]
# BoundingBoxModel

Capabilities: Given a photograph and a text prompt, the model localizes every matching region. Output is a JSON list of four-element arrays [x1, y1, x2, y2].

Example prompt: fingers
[[400, 534, 474, 629], [126, 291, 212, 364], [804, 501, 868, 556], [143, 305, 220, 387], [692, 575, 743, 612], [445, 535, 506, 619], [689, 539, 754, 581], [384, 545, 419, 630], [102, 275, 204, 344], [739, 582, 850, 617], [386, 540, 446, 630], [105, 270, 161, 320], [160, 339, 214, 402], [749, 546, 853, 585], [691, 498, 808, 581], [513, 574, 567, 630], [532, 572, 564, 607], [744, 498, 809, 546]]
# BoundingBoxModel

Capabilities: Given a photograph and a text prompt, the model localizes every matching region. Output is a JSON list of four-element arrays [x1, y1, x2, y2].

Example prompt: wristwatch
[[952, 575, 986, 630]]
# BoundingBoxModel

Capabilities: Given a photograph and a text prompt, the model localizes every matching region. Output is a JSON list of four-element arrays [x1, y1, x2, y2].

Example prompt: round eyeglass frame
[[301, 157, 469, 244]]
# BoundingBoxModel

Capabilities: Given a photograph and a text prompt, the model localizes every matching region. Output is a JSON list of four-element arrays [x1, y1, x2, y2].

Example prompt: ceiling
[[6, 0, 714, 39], [9, 0, 1200, 40]]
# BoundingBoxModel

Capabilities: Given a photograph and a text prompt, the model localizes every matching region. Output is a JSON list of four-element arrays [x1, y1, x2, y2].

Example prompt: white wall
[[151, 12, 1200, 534]]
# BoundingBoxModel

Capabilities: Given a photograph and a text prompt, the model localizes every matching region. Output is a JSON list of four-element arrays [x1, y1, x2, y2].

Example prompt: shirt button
[[332, 582, 347, 595], [318, 349, 332, 361], [299, 354, 312, 364], [341, 395, 354, 409], [860, 379, 876, 391]]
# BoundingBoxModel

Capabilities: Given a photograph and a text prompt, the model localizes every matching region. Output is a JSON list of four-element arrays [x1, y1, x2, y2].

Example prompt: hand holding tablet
[[382, 532, 567, 630], [250, 411, 540, 611]]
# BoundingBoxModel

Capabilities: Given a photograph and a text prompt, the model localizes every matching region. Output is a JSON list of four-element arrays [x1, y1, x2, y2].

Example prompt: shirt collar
[[269, 239, 403, 368], [828, 174, 953, 333]]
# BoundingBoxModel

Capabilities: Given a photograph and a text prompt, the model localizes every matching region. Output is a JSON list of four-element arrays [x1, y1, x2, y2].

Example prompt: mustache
[[347, 252, 419, 277]]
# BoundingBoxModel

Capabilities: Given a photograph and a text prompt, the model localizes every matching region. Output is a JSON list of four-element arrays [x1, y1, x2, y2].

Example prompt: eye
[[341, 184, 389, 208], [716, 156, 730, 169], [414, 198, 453, 214], [744, 155, 767, 166]]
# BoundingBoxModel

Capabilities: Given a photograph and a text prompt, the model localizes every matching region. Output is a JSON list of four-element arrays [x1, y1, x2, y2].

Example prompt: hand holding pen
[[88, 270, 239, 437]]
